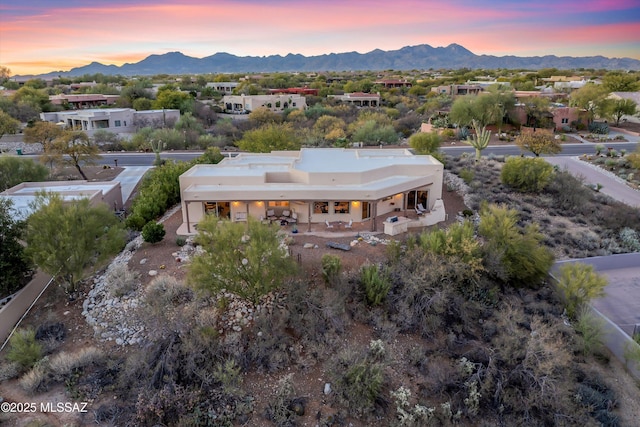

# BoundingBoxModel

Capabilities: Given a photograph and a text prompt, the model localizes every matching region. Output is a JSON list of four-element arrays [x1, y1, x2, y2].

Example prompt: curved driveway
[[544, 156, 640, 207]]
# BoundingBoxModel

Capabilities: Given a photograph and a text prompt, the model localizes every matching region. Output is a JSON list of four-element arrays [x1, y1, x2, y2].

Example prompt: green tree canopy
[[602, 98, 637, 126], [25, 194, 126, 293], [479, 203, 554, 287], [409, 131, 441, 155], [0, 157, 49, 192], [0, 198, 32, 297], [188, 217, 297, 303], [0, 110, 21, 138], [602, 72, 640, 92], [237, 122, 302, 152], [46, 130, 101, 180]]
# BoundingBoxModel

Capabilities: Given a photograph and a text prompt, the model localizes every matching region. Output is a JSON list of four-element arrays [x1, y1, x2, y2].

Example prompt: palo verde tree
[[555, 263, 608, 319], [237, 122, 302, 153], [0, 110, 21, 139], [603, 98, 637, 126], [408, 131, 441, 155], [0, 156, 49, 192], [188, 217, 297, 303], [46, 129, 102, 179], [23, 121, 64, 169], [515, 129, 561, 157], [24, 193, 126, 294], [478, 203, 554, 287]]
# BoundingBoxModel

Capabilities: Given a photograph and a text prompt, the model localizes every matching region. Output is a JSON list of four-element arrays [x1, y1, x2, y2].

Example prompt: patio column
[[185, 202, 191, 234], [403, 191, 408, 217], [371, 201, 377, 232], [307, 203, 312, 232]]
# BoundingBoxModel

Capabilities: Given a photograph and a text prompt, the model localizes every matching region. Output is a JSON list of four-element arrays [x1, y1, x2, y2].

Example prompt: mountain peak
[[23, 43, 640, 77]]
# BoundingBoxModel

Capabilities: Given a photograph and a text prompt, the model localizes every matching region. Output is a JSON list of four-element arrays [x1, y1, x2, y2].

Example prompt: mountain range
[[32, 44, 640, 77]]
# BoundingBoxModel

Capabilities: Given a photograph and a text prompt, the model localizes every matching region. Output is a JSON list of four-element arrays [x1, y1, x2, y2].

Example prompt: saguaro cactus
[[466, 120, 491, 160]]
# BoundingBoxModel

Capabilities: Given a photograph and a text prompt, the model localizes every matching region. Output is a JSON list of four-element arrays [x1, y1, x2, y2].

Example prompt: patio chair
[[266, 209, 277, 222], [417, 203, 428, 213], [280, 209, 291, 220], [325, 220, 334, 229], [415, 206, 424, 216], [287, 212, 298, 224], [344, 219, 353, 228]]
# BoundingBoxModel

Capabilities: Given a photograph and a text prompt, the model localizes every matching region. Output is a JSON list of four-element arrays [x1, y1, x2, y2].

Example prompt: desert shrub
[[175, 235, 187, 246], [19, 360, 48, 393], [105, 263, 140, 297], [321, 254, 342, 285], [145, 276, 193, 310], [6, 328, 43, 371], [501, 156, 554, 192], [126, 160, 192, 230], [589, 122, 609, 134], [619, 227, 640, 251], [418, 220, 483, 275], [555, 263, 607, 319], [479, 204, 554, 287], [0, 361, 20, 382], [546, 170, 592, 214], [47, 347, 104, 380], [330, 344, 386, 419], [459, 168, 475, 184], [265, 374, 306, 425], [574, 307, 605, 357], [35, 322, 66, 343], [361, 264, 391, 306], [141, 221, 165, 244]]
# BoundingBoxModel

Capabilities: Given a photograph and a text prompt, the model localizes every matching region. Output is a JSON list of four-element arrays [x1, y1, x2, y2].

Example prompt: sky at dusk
[[1, 0, 639, 76]]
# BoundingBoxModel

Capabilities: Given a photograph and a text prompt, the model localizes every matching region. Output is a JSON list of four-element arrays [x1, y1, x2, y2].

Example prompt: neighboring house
[[541, 76, 590, 91], [0, 180, 123, 220], [267, 87, 319, 96], [206, 82, 239, 93], [431, 84, 484, 96], [40, 108, 180, 137], [177, 148, 445, 235], [328, 92, 380, 107], [49, 94, 120, 109], [374, 79, 413, 88], [512, 105, 589, 130], [608, 91, 640, 124], [222, 94, 307, 113]]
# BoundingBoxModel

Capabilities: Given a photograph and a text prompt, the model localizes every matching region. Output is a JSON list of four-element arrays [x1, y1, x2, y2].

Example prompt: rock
[[303, 243, 315, 249], [139, 258, 147, 265], [324, 383, 332, 395], [148, 270, 158, 276], [232, 325, 242, 332], [63, 311, 70, 316], [115, 338, 124, 345]]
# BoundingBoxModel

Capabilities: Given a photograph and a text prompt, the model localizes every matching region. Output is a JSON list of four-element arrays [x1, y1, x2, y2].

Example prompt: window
[[561, 118, 569, 124], [268, 201, 289, 207], [114, 120, 121, 127], [334, 201, 350, 214], [314, 202, 329, 214]]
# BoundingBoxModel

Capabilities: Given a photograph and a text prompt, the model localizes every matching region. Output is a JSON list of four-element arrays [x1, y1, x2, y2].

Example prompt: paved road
[[544, 156, 640, 207]]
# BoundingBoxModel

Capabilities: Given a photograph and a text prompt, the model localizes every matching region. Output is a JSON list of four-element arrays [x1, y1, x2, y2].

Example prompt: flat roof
[[183, 148, 441, 177], [1, 181, 120, 220]]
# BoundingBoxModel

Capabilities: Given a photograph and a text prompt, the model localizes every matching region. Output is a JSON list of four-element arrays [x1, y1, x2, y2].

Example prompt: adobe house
[[1, 180, 123, 220], [178, 148, 445, 235]]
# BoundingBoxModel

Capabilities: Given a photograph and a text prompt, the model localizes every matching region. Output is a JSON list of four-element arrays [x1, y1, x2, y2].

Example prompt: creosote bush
[[501, 156, 555, 192], [141, 221, 166, 244]]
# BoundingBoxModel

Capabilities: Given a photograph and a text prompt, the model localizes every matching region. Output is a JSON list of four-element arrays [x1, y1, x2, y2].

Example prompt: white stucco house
[[40, 108, 180, 137], [222, 94, 307, 113], [178, 148, 445, 235]]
